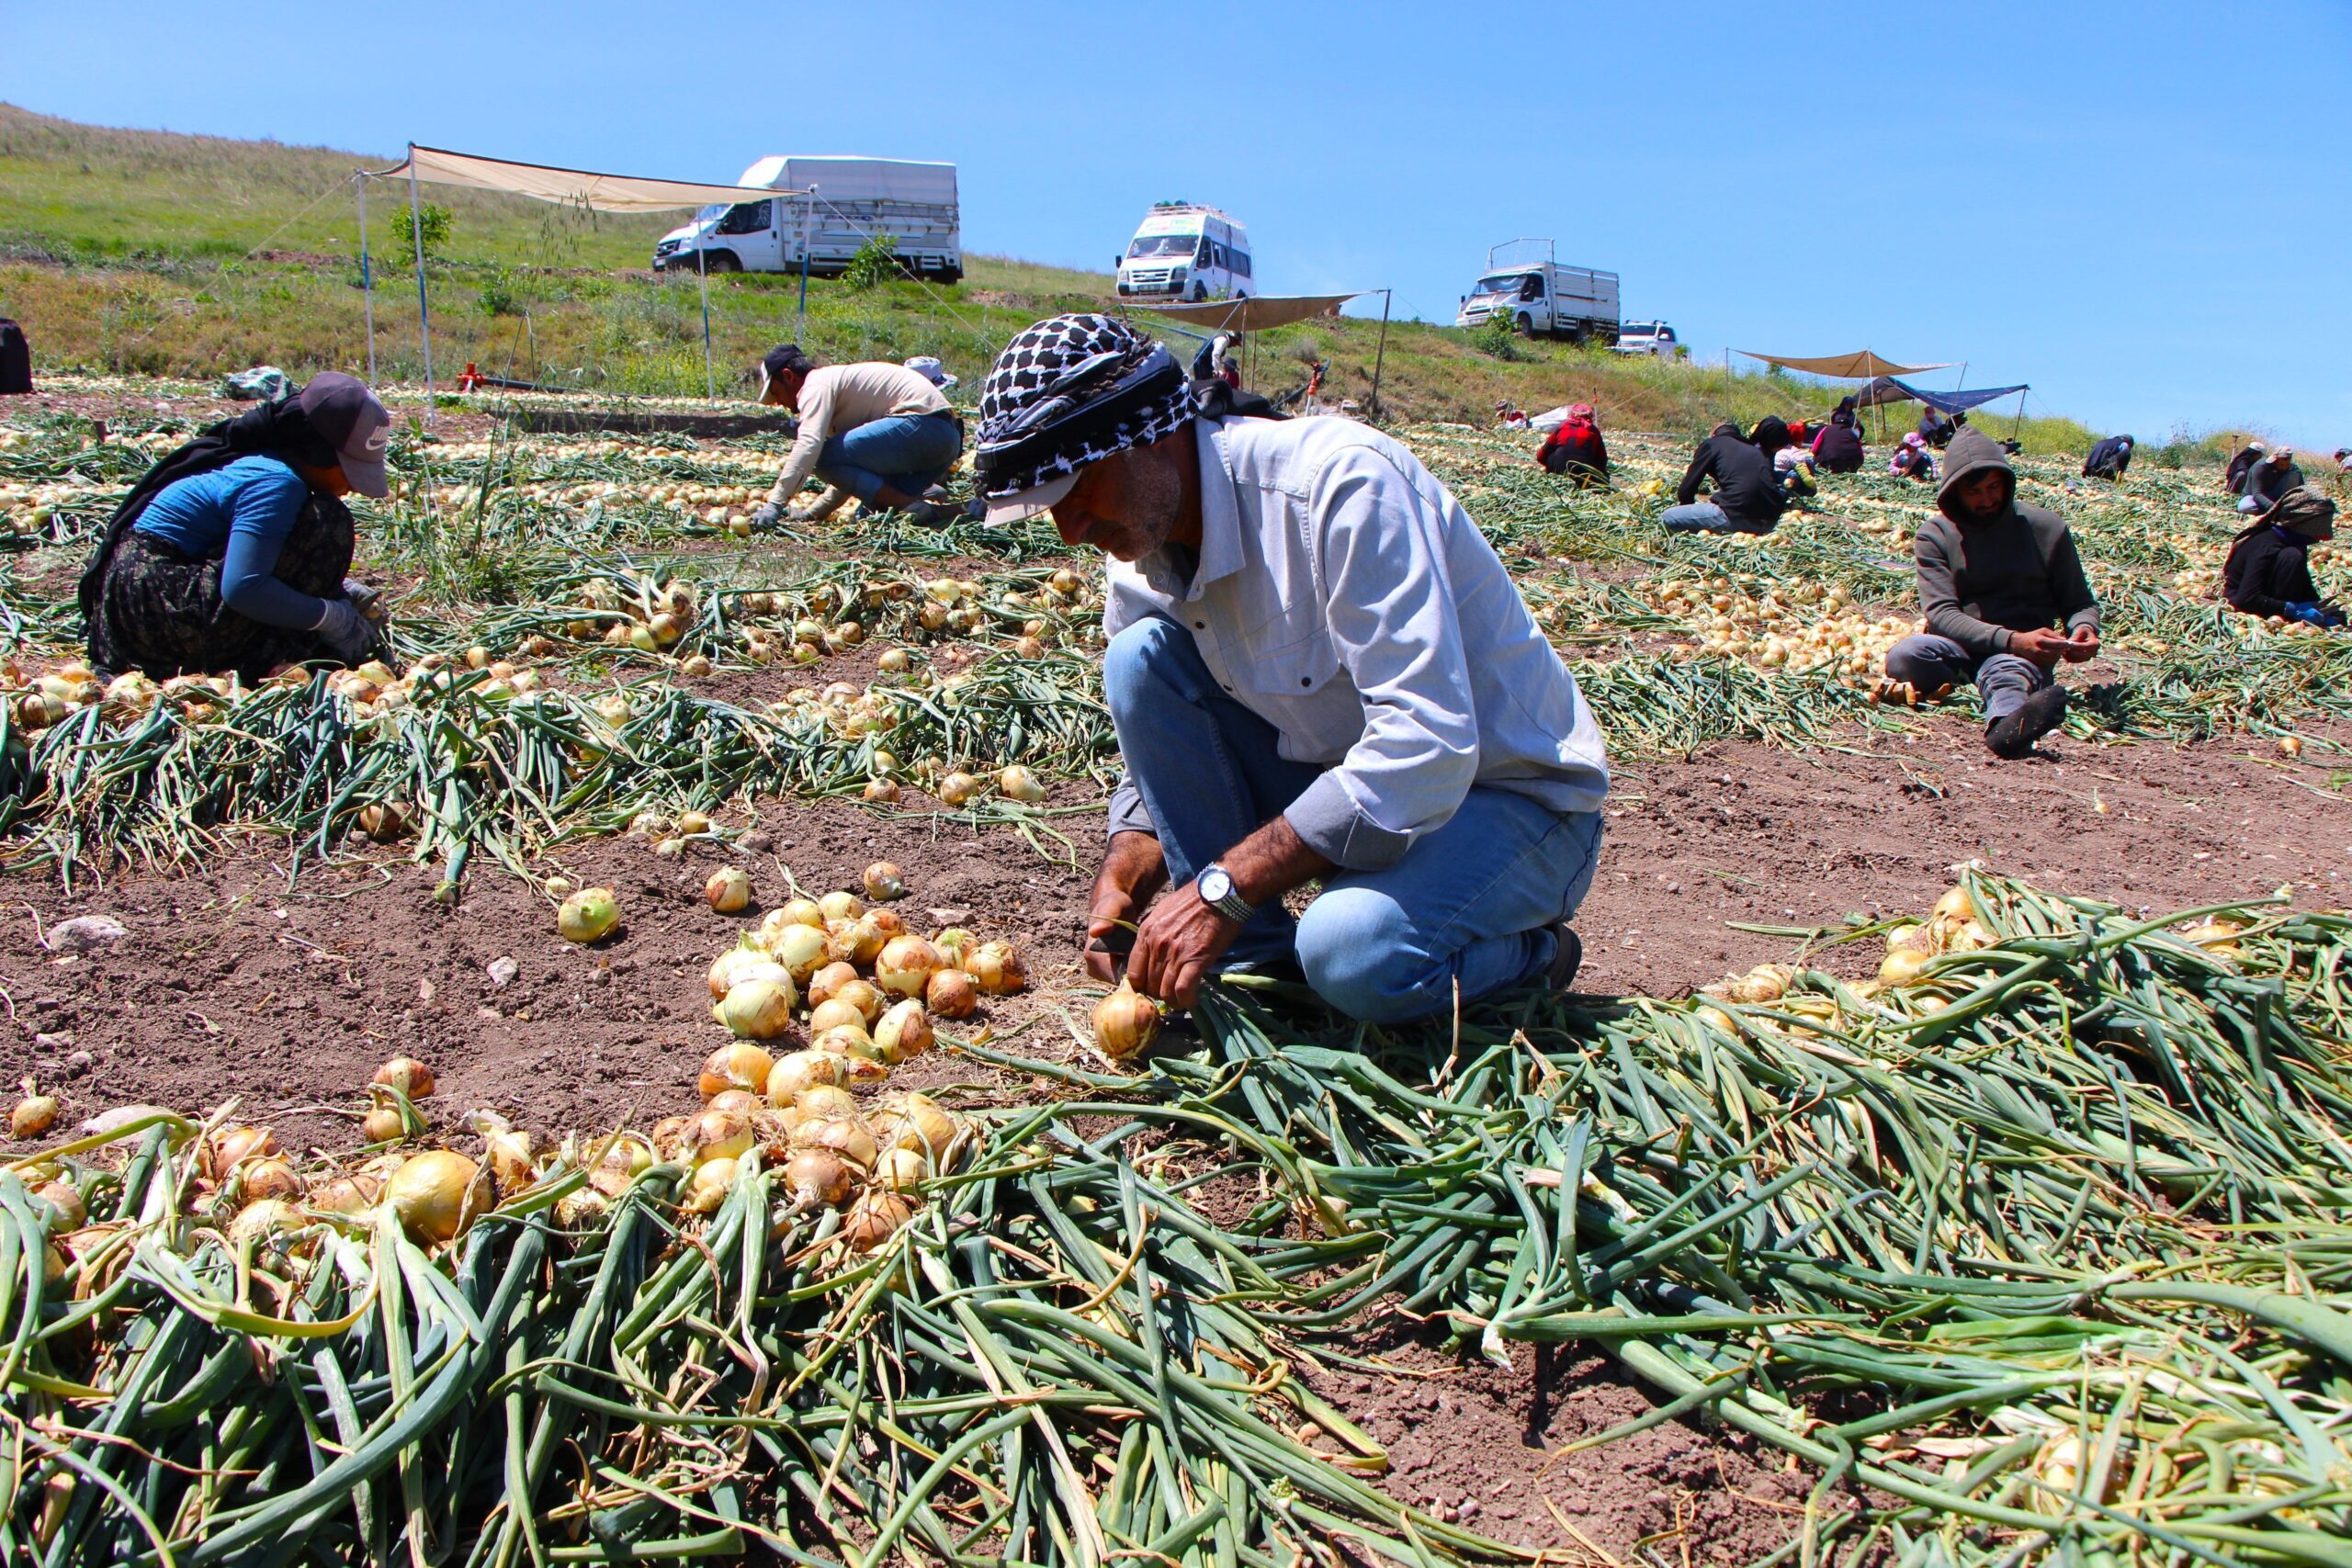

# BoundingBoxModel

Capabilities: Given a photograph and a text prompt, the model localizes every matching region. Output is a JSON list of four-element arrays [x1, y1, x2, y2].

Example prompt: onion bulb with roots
[[875, 935, 942, 998], [684, 1110, 752, 1167], [937, 771, 980, 807], [314, 1172, 382, 1217], [714, 979, 797, 1040], [481, 1126, 535, 1191], [883, 1092, 961, 1159], [806, 963, 861, 1010], [824, 917, 885, 967], [699, 1042, 775, 1100], [925, 968, 978, 1020], [874, 1000, 933, 1063], [792, 1114, 877, 1170], [795, 1083, 858, 1122], [769, 899, 825, 933], [829, 977, 884, 1024], [862, 778, 901, 804], [356, 800, 413, 842], [863, 862, 906, 901], [387, 1150, 485, 1244], [676, 810, 713, 837], [1948, 919, 1995, 953], [1877, 947, 1934, 987], [763, 924, 829, 984], [558, 886, 621, 943], [998, 765, 1046, 804], [705, 867, 752, 913], [202, 1125, 280, 1181], [587, 1135, 654, 1198], [372, 1057, 435, 1100], [966, 941, 1027, 996], [865, 908, 906, 938], [553, 1188, 609, 1228], [766, 1050, 846, 1105], [11, 1083, 57, 1139], [34, 1180, 85, 1232], [803, 998, 865, 1037], [1715, 964, 1792, 1005], [1931, 886, 1973, 930], [842, 1189, 915, 1252], [708, 941, 788, 999], [240, 1157, 307, 1204], [817, 890, 865, 923], [782, 1147, 854, 1208], [709, 1089, 763, 1117], [873, 1146, 929, 1193], [1091, 984, 1163, 1061], [683, 1156, 735, 1214], [932, 927, 977, 964], [229, 1199, 307, 1250]]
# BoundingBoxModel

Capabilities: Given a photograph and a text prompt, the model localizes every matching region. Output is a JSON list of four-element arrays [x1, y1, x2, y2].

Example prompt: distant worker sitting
[[1890, 432, 1937, 481], [1917, 407, 1958, 447], [1811, 407, 1865, 474], [1749, 415, 1793, 462], [2223, 486, 2344, 627], [2239, 446, 2305, 515], [751, 344, 961, 527], [1536, 402, 1610, 488], [1883, 430, 2100, 760], [84, 372, 389, 682], [2223, 440, 2266, 495], [1663, 423, 1786, 534], [1774, 445, 1819, 499], [2083, 433, 2134, 480]]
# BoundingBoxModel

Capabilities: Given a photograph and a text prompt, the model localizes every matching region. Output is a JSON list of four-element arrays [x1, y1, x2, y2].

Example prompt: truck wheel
[[700, 251, 741, 275], [1191, 283, 1208, 303], [1515, 313, 1535, 338]]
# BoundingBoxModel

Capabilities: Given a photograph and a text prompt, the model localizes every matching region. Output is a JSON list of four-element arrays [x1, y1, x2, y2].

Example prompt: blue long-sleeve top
[[130, 456, 325, 629]]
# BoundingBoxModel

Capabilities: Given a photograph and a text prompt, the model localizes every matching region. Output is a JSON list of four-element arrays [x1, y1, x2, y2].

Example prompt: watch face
[[1199, 868, 1232, 902]]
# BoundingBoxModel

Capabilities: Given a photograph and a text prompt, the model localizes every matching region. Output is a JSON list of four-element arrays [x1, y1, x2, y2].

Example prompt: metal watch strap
[[1200, 863, 1254, 924]]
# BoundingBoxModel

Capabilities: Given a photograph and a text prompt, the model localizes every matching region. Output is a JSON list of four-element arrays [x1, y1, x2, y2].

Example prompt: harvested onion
[[807, 962, 861, 1010], [683, 1156, 735, 1214], [10, 1083, 57, 1139], [873, 1146, 928, 1193], [1877, 947, 1933, 987], [937, 771, 979, 807], [558, 886, 621, 943], [874, 999, 933, 1063], [387, 1150, 484, 1244], [1091, 984, 1162, 1061], [766, 1050, 846, 1105], [806, 998, 868, 1037], [863, 861, 906, 901], [241, 1157, 307, 1203], [373, 1057, 435, 1099], [771, 898, 824, 932], [796, 1083, 858, 1122], [966, 941, 1026, 996], [925, 968, 978, 1019], [203, 1125, 279, 1181], [708, 941, 788, 999], [706, 867, 752, 913], [793, 1114, 877, 1170], [817, 889, 864, 923], [875, 935, 942, 998], [684, 1109, 752, 1167], [830, 977, 884, 1024], [763, 924, 829, 984], [699, 1042, 776, 1099], [714, 978, 797, 1040], [998, 765, 1046, 804], [782, 1147, 854, 1207], [842, 1190, 914, 1252]]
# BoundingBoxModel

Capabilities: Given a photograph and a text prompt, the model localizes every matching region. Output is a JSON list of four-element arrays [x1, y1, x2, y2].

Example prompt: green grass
[[0, 99, 2180, 453]]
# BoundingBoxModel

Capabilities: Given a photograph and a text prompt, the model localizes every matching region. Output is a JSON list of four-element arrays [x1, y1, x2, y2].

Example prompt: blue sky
[[9, 1, 2352, 445]]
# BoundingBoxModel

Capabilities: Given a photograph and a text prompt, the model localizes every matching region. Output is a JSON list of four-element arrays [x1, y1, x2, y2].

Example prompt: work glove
[[313, 597, 381, 662], [750, 502, 783, 527], [342, 578, 387, 623], [2285, 602, 2331, 626], [896, 501, 948, 529]]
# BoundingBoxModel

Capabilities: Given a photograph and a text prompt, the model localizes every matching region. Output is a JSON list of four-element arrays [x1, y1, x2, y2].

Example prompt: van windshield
[[1470, 274, 1535, 298], [1127, 234, 1201, 259]]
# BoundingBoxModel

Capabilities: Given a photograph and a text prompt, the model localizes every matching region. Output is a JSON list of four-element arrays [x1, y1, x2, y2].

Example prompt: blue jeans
[[1103, 618, 1604, 1024], [1883, 632, 2051, 722], [814, 412, 962, 502], [1662, 502, 1771, 534]]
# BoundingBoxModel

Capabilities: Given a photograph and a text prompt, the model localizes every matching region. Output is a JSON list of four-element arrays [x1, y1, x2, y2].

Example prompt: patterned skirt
[[86, 501, 355, 682]]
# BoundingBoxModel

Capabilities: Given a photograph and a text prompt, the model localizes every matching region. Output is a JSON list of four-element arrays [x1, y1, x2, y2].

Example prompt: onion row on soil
[[6, 874, 2349, 1564]]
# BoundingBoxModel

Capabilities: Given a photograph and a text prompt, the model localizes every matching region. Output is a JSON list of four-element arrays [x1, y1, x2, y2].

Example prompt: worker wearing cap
[[750, 344, 960, 527], [84, 371, 390, 680], [973, 313, 1610, 1024]]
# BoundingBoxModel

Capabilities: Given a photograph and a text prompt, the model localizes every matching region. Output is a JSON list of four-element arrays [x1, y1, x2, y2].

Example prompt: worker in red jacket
[[1536, 403, 1610, 489]]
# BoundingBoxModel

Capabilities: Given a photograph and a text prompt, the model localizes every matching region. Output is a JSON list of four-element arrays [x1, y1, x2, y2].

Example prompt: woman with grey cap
[[973, 313, 1610, 1026], [81, 371, 390, 680]]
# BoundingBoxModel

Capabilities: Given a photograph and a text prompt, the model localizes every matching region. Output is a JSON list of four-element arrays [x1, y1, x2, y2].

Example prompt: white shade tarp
[[380, 144, 797, 213], [1736, 349, 1954, 379]]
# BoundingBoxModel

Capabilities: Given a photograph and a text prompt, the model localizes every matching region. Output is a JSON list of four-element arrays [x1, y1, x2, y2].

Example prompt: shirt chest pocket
[[1243, 625, 1343, 699]]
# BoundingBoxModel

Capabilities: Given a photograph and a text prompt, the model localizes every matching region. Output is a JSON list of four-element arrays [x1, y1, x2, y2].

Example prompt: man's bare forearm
[[1219, 813, 1331, 908]]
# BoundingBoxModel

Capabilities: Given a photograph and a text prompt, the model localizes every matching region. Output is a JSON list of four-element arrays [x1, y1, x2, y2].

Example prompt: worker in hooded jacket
[[1882, 428, 2101, 760]]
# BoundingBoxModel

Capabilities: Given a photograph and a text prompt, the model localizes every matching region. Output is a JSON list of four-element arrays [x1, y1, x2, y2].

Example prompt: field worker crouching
[[1883, 428, 2100, 760], [750, 344, 962, 527], [82, 372, 389, 681], [972, 313, 1610, 1023], [1663, 422, 1786, 535], [2239, 446, 2305, 516], [2223, 486, 2345, 627]]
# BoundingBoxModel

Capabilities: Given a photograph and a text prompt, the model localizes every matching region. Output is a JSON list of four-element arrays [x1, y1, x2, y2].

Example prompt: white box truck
[[652, 156, 962, 283], [1453, 240, 1620, 344], [1114, 204, 1251, 302]]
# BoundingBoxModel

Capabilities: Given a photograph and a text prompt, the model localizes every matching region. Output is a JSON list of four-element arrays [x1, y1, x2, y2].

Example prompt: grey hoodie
[[1911, 428, 2098, 658]]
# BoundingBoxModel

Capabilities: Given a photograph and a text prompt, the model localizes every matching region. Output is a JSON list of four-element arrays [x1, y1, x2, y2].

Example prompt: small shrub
[[842, 233, 900, 291], [478, 266, 525, 319], [1474, 314, 1520, 361]]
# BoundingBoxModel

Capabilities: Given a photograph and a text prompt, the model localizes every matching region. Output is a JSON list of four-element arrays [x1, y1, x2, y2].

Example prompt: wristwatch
[[1196, 863, 1255, 924]]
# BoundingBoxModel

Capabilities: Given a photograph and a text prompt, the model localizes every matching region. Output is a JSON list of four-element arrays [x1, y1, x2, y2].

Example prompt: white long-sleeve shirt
[[766, 362, 952, 505], [1104, 416, 1610, 871]]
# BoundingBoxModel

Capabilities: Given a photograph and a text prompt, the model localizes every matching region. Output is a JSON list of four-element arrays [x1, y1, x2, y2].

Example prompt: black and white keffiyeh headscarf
[[973, 314, 1193, 505]]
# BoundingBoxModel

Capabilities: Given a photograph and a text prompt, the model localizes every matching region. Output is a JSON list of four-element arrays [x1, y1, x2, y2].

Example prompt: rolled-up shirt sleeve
[[766, 373, 836, 505], [1282, 448, 1480, 870]]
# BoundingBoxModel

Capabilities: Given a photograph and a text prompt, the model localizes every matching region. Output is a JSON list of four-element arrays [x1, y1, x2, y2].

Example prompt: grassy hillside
[[0, 102, 2143, 452]]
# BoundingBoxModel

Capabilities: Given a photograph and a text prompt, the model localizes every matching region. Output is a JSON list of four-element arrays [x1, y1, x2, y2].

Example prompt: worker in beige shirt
[[751, 344, 961, 526]]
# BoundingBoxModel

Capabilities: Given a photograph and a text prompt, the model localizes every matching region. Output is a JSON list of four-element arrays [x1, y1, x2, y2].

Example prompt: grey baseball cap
[[298, 372, 392, 498]]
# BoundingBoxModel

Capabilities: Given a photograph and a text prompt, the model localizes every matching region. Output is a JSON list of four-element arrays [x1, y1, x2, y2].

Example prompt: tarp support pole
[[796, 188, 814, 342], [407, 145, 435, 418], [697, 244, 715, 402], [356, 173, 377, 387], [1368, 290, 1392, 423]]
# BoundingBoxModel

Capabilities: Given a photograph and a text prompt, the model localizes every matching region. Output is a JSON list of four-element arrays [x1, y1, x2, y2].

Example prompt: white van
[[652, 156, 962, 282], [1114, 205, 1250, 301], [1613, 321, 1680, 358]]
